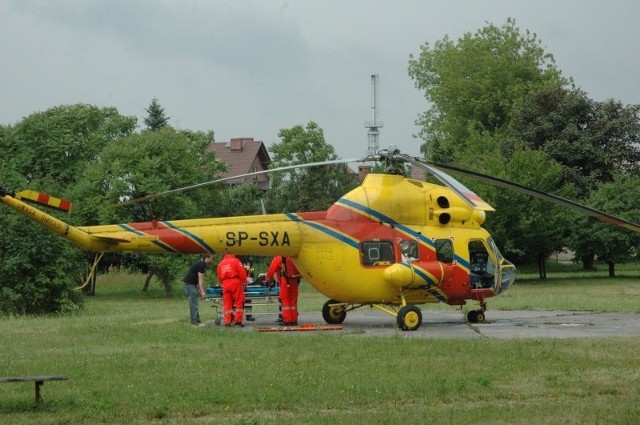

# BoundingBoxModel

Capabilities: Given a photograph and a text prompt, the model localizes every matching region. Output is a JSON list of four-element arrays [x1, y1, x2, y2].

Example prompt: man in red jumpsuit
[[266, 256, 301, 326], [216, 254, 248, 327]]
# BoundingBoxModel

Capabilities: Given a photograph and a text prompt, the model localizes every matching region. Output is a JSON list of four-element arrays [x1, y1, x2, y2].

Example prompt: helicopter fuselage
[[1, 173, 516, 311]]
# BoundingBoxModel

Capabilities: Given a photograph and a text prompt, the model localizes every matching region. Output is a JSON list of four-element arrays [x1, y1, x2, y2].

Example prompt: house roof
[[207, 137, 271, 186], [409, 165, 427, 181]]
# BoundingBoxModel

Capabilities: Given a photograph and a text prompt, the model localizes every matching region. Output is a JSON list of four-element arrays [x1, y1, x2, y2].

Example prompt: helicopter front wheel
[[467, 310, 486, 323], [397, 305, 422, 331], [322, 299, 347, 324]]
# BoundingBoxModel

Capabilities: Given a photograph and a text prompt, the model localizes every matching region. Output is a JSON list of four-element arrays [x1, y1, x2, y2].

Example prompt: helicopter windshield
[[468, 238, 516, 292], [487, 238, 516, 294]]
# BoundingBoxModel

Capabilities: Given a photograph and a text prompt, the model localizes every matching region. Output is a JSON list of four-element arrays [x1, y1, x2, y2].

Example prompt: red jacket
[[217, 255, 248, 284], [266, 256, 300, 281]]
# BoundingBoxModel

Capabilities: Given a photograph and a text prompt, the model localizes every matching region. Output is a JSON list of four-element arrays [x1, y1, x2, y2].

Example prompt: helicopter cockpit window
[[434, 239, 454, 263], [361, 241, 395, 266], [468, 240, 495, 289], [400, 240, 418, 262]]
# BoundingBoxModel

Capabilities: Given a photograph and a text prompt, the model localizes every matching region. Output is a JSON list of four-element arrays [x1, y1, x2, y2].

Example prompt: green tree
[[408, 18, 566, 163], [0, 105, 136, 314], [0, 212, 85, 315], [144, 98, 170, 131], [511, 86, 640, 197], [71, 127, 224, 223], [69, 127, 226, 294], [482, 149, 576, 277], [510, 84, 640, 269], [569, 174, 640, 276], [266, 122, 358, 212], [7, 104, 136, 191], [218, 184, 266, 217]]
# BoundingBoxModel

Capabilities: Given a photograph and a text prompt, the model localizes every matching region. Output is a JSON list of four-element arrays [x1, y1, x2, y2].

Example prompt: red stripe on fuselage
[[325, 202, 376, 222], [126, 222, 206, 253]]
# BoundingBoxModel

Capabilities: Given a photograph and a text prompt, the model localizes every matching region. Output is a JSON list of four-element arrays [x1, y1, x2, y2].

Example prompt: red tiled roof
[[409, 165, 427, 181], [207, 138, 271, 188]]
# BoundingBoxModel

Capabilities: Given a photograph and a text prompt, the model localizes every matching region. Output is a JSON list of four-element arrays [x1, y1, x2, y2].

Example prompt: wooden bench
[[0, 375, 68, 404]]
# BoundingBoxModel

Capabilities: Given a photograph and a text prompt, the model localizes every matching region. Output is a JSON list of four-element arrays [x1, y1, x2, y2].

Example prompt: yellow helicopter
[[2, 148, 638, 330]]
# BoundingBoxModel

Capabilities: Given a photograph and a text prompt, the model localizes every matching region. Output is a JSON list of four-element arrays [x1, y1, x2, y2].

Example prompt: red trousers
[[222, 278, 245, 325], [279, 277, 299, 324]]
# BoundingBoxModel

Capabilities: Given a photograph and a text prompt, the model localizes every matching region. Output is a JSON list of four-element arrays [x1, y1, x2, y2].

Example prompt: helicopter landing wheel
[[467, 310, 485, 323], [322, 299, 347, 324], [397, 305, 422, 331]]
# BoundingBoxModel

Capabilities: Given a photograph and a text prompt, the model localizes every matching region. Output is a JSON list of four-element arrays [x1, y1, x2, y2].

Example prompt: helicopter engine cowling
[[383, 261, 445, 289], [428, 193, 486, 226]]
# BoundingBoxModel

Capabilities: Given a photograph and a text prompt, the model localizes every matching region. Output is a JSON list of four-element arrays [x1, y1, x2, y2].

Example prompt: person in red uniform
[[266, 256, 301, 326], [216, 254, 248, 327]]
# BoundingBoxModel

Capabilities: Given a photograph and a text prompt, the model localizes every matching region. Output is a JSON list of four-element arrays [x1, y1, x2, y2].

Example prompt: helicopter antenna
[[364, 74, 383, 156]]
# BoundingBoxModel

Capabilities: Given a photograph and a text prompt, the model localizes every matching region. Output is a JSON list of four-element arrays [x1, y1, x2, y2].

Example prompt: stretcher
[[256, 324, 343, 332], [206, 285, 280, 325]]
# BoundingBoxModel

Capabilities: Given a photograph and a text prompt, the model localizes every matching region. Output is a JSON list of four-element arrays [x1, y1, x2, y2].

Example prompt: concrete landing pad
[[243, 310, 640, 339]]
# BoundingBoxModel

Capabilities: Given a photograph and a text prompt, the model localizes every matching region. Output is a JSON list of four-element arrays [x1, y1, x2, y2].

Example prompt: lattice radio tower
[[365, 74, 383, 156]]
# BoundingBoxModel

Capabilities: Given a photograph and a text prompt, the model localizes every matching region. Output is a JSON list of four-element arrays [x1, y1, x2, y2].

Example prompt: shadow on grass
[[0, 396, 76, 414]]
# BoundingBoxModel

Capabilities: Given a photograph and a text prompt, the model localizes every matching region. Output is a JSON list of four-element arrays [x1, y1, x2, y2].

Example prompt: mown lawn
[[1, 271, 639, 424]]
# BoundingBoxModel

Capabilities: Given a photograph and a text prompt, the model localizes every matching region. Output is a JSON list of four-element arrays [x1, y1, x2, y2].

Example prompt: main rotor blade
[[428, 162, 640, 234], [397, 154, 495, 211], [114, 157, 364, 207]]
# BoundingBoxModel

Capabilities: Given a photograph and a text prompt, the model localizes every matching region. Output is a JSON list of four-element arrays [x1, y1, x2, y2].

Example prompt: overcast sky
[[1, 1, 639, 160]]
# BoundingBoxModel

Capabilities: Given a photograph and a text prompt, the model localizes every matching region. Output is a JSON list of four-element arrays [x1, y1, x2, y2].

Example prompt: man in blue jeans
[[183, 254, 213, 326]]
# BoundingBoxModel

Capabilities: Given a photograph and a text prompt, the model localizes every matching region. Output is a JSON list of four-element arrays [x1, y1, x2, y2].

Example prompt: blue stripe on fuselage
[[285, 213, 360, 249]]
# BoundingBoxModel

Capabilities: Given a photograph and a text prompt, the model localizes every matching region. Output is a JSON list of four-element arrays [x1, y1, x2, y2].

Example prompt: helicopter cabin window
[[400, 239, 419, 262], [434, 239, 454, 263], [468, 240, 494, 289], [361, 241, 395, 266]]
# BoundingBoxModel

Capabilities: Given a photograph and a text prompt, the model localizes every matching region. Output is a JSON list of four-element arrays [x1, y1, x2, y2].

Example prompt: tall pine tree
[[144, 98, 170, 131]]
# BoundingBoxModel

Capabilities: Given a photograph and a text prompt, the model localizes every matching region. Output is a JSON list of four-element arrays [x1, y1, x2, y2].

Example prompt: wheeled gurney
[[205, 285, 280, 325]]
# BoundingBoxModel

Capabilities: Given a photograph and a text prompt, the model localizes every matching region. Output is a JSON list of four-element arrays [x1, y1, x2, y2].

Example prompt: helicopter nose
[[497, 261, 516, 294]]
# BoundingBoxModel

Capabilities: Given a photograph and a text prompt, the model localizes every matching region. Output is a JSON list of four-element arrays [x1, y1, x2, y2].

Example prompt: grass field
[[1, 270, 639, 424]]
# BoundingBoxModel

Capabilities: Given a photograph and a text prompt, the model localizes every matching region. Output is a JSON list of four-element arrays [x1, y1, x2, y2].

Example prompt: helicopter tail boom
[[2, 190, 305, 255]]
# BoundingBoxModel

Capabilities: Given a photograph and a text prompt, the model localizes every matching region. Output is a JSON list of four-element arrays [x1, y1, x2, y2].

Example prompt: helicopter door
[[468, 240, 496, 290]]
